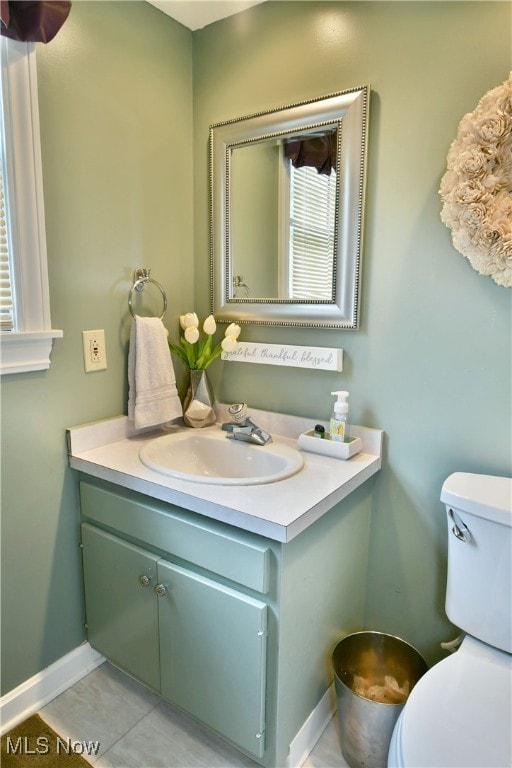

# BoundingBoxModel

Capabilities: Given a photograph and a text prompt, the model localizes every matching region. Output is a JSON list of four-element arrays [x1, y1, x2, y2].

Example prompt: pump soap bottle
[[330, 391, 349, 442]]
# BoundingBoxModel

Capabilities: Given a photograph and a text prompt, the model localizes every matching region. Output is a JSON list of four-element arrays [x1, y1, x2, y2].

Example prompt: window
[[0, 37, 62, 375], [278, 153, 337, 300], [288, 163, 336, 300]]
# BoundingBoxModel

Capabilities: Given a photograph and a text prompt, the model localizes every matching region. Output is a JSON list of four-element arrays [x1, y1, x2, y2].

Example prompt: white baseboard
[[0, 642, 104, 735], [287, 684, 336, 767]]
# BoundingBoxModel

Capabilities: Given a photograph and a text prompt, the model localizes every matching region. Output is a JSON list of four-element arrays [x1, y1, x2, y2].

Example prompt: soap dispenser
[[330, 391, 349, 442]]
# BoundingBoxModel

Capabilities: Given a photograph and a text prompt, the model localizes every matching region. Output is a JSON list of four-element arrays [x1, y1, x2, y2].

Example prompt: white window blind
[[289, 164, 336, 300], [0, 151, 14, 331]]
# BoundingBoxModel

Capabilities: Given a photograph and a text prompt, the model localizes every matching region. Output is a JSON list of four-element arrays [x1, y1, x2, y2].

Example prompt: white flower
[[452, 179, 490, 206], [180, 312, 199, 329], [203, 315, 216, 335], [455, 147, 488, 179], [184, 326, 199, 344], [221, 335, 237, 353], [458, 203, 489, 230], [476, 115, 508, 144], [439, 170, 459, 199], [224, 322, 241, 340], [169, 313, 243, 369]]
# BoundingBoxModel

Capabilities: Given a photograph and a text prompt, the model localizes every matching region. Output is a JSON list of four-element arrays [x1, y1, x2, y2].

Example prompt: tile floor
[[39, 662, 349, 768]]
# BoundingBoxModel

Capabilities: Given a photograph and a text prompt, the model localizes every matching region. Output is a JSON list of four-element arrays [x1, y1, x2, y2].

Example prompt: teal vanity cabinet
[[78, 475, 372, 767], [80, 480, 270, 760]]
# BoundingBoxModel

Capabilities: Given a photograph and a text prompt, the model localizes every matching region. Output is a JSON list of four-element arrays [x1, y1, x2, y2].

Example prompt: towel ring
[[128, 268, 167, 320]]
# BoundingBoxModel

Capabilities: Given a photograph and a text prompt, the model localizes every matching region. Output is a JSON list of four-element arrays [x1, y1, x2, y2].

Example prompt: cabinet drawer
[[80, 481, 270, 593]]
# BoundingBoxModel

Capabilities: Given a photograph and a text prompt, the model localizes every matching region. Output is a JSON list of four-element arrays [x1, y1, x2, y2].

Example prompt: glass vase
[[183, 369, 216, 428]]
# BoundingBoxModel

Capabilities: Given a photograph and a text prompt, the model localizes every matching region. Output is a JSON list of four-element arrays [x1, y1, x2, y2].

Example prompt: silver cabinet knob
[[138, 574, 152, 588], [154, 584, 167, 597]]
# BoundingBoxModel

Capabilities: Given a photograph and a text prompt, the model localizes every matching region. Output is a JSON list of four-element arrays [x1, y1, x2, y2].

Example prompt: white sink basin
[[139, 428, 304, 485]]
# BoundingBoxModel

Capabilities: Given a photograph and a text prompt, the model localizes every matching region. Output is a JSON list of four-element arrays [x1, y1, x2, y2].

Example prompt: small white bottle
[[330, 391, 349, 442]]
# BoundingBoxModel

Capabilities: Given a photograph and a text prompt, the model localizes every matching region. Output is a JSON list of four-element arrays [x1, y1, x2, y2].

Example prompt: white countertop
[[67, 407, 383, 543]]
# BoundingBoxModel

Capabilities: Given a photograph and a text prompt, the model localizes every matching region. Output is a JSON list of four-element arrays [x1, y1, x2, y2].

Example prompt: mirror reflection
[[210, 86, 369, 328], [230, 128, 337, 300]]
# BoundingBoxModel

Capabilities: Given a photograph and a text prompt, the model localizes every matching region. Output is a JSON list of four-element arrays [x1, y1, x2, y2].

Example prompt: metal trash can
[[333, 631, 428, 768]]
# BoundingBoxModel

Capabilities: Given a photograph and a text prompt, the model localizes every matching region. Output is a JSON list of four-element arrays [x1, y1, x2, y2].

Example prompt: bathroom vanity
[[68, 408, 382, 767]]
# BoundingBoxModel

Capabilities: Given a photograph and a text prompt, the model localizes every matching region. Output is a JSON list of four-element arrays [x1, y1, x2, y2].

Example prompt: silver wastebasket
[[333, 631, 428, 768]]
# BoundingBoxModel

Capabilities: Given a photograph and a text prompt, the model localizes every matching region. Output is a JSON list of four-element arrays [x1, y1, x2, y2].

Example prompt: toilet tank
[[441, 472, 512, 654]]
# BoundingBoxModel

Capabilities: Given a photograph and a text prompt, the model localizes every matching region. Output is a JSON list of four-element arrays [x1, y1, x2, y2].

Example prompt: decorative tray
[[297, 430, 363, 460]]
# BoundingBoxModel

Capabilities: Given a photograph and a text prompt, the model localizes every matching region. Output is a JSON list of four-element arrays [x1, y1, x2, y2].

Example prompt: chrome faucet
[[221, 403, 273, 446]]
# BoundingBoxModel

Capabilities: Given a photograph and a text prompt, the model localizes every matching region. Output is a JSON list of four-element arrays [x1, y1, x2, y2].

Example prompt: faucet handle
[[228, 403, 248, 424]]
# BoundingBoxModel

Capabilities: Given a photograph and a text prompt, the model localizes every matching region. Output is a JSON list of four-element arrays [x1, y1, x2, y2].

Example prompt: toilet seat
[[388, 635, 512, 768]]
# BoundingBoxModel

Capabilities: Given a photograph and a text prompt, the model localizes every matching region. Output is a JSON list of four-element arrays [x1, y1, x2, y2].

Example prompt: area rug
[[1, 714, 95, 767]]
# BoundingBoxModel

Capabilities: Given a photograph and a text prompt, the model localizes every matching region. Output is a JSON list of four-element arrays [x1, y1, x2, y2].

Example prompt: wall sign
[[221, 342, 343, 371]]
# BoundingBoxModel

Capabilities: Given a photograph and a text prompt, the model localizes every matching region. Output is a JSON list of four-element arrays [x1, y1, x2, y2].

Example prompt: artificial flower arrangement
[[439, 72, 512, 287], [168, 312, 241, 369]]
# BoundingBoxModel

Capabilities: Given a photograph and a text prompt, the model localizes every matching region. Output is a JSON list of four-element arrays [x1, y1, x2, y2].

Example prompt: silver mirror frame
[[209, 85, 369, 328]]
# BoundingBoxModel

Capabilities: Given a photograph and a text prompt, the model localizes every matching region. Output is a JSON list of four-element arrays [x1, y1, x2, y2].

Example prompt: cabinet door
[[158, 561, 267, 758], [81, 524, 160, 691]]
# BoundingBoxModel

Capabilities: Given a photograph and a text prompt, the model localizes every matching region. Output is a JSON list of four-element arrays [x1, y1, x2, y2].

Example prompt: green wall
[[0, 1, 193, 694], [193, 1, 511, 662], [1, 0, 510, 696]]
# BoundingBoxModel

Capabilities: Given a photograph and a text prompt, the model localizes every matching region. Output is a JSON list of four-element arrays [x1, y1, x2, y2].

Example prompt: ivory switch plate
[[82, 329, 107, 372]]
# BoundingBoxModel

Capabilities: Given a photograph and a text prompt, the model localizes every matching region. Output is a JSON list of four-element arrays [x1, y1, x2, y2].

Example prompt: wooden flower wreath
[[439, 73, 512, 287]]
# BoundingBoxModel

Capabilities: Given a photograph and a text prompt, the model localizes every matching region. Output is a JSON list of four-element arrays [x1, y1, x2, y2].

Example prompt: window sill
[[1, 330, 63, 375]]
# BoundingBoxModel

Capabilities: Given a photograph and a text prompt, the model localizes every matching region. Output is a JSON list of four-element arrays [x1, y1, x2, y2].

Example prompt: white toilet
[[388, 472, 512, 768]]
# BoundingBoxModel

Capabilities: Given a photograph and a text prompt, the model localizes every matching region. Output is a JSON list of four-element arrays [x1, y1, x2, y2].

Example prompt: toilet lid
[[393, 636, 512, 768]]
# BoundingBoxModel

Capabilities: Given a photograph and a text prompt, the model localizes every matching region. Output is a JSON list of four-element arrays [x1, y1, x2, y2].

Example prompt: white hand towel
[[128, 315, 183, 430]]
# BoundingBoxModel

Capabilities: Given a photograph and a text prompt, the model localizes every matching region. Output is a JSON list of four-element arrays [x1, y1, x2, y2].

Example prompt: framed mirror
[[209, 85, 369, 328]]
